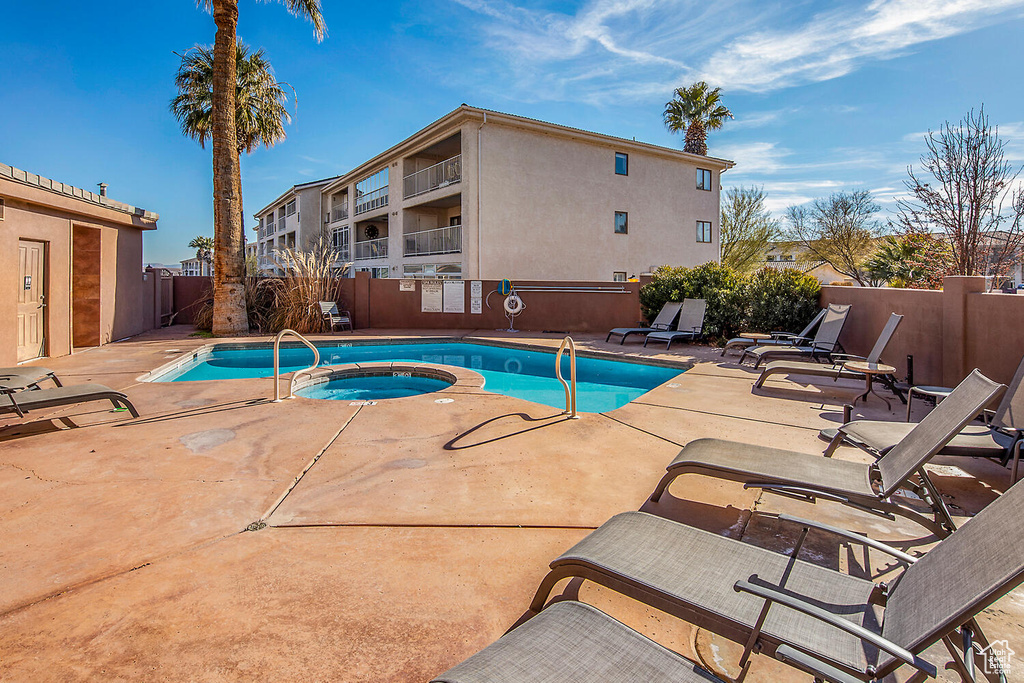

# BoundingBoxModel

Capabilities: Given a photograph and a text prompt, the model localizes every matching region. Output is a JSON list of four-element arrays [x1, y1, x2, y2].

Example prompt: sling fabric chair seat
[[0, 366, 62, 389], [643, 299, 707, 350], [534, 512, 883, 676], [754, 313, 903, 390], [606, 301, 682, 344], [650, 370, 1005, 537], [740, 304, 851, 368], [0, 383, 139, 419], [533, 473, 1024, 681], [721, 308, 827, 357], [432, 601, 724, 683]]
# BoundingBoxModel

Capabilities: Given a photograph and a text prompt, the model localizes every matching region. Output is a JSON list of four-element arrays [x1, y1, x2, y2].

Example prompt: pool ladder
[[555, 336, 579, 418], [272, 329, 321, 402]]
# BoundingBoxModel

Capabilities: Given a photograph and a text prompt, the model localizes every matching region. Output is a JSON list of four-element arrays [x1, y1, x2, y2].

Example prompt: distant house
[[252, 105, 735, 281], [764, 243, 857, 285], [0, 163, 158, 364], [180, 256, 212, 277]]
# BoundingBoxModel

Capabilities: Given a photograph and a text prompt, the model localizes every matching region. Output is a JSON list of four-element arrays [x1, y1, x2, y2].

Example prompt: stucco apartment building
[[0, 163, 158, 364], [253, 106, 733, 281]]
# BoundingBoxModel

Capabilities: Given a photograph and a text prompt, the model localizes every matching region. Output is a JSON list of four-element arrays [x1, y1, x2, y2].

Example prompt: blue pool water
[[297, 375, 451, 401], [155, 342, 682, 412]]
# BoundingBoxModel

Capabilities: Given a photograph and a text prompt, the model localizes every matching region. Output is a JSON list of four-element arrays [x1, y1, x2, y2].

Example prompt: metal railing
[[354, 236, 389, 260], [330, 204, 349, 223], [555, 336, 578, 418], [273, 329, 320, 402], [277, 216, 285, 232], [404, 225, 462, 257], [354, 186, 388, 215], [403, 154, 462, 199]]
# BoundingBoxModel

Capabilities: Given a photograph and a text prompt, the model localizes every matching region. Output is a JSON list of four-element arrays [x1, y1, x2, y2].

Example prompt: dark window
[[613, 271, 627, 282], [615, 152, 628, 176], [696, 221, 713, 243], [614, 211, 628, 234], [697, 168, 713, 191], [0, 197, 5, 220]]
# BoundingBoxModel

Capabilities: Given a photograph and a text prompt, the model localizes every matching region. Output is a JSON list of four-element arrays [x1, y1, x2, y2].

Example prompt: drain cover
[[350, 400, 378, 406], [435, 398, 454, 404]]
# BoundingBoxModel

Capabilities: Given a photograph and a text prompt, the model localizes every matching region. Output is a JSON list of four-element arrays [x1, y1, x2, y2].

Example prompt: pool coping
[[290, 362, 486, 403], [136, 336, 694, 384]]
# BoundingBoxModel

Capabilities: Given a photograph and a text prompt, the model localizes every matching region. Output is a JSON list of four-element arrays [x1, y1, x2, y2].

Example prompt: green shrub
[[640, 263, 820, 344], [742, 267, 820, 336]]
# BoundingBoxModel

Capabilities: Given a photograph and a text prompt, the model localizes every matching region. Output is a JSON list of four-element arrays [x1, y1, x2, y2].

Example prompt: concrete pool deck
[[0, 326, 1020, 681]]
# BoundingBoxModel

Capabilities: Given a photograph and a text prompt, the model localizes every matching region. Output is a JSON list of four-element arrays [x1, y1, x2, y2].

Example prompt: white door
[[17, 240, 46, 361]]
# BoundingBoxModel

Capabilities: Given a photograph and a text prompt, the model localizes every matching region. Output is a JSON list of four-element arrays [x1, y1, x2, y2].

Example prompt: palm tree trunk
[[684, 121, 708, 156], [210, 0, 249, 335]]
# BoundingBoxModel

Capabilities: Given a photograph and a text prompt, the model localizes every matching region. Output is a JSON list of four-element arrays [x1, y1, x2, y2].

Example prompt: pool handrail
[[555, 336, 578, 418], [273, 329, 321, 402]]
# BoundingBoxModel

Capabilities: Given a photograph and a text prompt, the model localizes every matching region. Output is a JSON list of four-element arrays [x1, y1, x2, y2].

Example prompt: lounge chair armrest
[[773, 645, 863, 683], [734, 579, 936, 677], [830, 353, 867, 362], [776, 514, 918, 565]]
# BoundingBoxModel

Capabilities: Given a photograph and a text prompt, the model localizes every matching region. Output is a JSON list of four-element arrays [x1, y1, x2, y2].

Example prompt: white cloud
[[449, 0, 1024, 100], [714, 141, 791, 174]]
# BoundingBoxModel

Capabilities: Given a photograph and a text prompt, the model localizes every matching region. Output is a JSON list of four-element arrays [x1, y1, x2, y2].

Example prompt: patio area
[[0, 326, 1020, 682]]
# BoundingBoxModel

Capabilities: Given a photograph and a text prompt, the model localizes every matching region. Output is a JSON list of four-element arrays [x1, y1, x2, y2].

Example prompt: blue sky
[[3, 0, 1024, 264]]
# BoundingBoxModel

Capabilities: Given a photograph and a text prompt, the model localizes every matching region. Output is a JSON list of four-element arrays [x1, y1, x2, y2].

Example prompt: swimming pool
[[151, 341, 684, 413]]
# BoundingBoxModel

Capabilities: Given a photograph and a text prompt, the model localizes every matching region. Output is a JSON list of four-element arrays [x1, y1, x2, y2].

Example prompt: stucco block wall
[[821, 277, 1023, 387], [477, 123, 721, 281]]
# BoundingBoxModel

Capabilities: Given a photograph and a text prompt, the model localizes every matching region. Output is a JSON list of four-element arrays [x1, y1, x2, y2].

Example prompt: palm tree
[[193, 0, 325, 336], [188, 236, 215, 271], [172, 41, 295, 283], [663, 81, 733, 155]]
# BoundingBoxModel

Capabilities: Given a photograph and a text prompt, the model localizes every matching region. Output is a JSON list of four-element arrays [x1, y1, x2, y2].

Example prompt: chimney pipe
[[98, 182, 108, 197]]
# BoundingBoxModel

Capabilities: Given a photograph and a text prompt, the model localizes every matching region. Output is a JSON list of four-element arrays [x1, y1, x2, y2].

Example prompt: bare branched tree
[[785, 190, 883, 286], [720, 186, 781, 274], [895, 107, 1024, 288]]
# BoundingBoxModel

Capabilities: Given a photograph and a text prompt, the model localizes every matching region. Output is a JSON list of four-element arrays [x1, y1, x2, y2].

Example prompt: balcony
[[354, 237, 389, 260], [404, 225, 462, 257], [404, 155, 462, 199], [355, 187, 388, 215], [329, 204, 349, 223]]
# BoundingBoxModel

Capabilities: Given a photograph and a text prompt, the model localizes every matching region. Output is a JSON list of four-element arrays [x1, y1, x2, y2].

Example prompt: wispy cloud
[[449, 0, 1024, 101]]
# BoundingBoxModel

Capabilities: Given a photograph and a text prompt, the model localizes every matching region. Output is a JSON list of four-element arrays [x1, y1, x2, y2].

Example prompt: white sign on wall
[[421, 280, 443, 312], [443, 280, 466, 314], [470, 280, 483, 297], [470, 297, 482, 314], [399, 279, 416, 292]]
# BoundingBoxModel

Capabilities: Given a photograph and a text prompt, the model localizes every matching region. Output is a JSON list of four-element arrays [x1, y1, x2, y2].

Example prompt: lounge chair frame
[[739, 304, 851, 368], [720, 308, 827, 357], [1, 383, 139, 419], [605, 301, 683, 344]]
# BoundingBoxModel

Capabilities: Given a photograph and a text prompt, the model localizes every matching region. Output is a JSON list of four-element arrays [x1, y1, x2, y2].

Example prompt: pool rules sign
[[421, 280, 443, 313]]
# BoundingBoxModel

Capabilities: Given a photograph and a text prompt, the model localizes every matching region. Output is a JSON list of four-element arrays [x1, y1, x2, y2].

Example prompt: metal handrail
[[555, 336, 578, 418], [273, 329, 320, 402]]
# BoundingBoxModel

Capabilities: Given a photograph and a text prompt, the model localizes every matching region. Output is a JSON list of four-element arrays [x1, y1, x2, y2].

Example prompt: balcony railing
[[403, 154, 462, 199], [354, 236, 389, 260], [355, 186, 389, 215], [277, 217, 285, 232], [404, 225, 462, 257], [329, 204, 349, 223]]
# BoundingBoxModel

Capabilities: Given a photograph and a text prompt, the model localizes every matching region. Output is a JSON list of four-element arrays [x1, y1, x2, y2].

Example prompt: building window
[[615, 152, 628, 176], [1, 197, 7, 220], [614, 211, 628, 234], [697, 168, 713, 191], [613, 272, 627, 282], [697, 221, 713, 243], [285, 199, 296, 216], [332, 226, 350, 257]]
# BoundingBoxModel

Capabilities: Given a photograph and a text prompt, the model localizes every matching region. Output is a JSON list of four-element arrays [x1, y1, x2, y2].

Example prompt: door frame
[[17, 238, 49, 361]]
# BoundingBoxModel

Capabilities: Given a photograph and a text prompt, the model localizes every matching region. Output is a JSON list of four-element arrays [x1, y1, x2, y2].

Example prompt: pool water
[[297, 375, 451, 401], [154, 342, 682, 413]]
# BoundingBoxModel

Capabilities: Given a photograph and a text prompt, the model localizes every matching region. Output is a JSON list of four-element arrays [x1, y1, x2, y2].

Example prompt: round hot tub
[[295, 365, 456, 401]]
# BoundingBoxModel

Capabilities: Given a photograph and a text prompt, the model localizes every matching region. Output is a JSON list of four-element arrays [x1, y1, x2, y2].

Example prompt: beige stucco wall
[[476, 122, 724, 281], [0, 177, 155, 365]]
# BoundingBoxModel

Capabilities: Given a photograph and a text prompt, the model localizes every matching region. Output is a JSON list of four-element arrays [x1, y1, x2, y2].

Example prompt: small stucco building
[[253, 105, 734, 281], [1, 163, 159, 364]]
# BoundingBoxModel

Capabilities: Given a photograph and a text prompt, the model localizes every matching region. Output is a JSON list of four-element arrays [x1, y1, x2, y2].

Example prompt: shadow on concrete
[[444, 412, 568, 450], [118, 398, 272, 427]]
